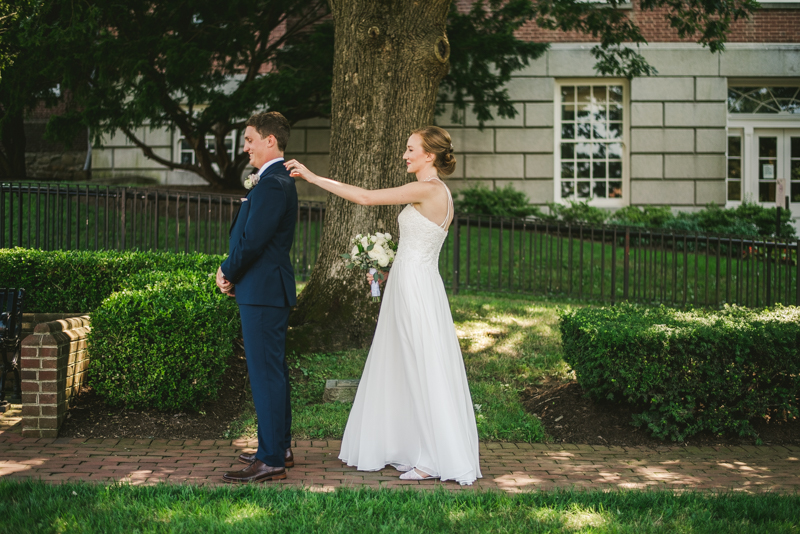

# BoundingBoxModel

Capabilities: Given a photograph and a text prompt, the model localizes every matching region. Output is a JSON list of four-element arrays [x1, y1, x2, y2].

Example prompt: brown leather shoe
[[222, 460, 287, 484], [238, 448, 294, 468]]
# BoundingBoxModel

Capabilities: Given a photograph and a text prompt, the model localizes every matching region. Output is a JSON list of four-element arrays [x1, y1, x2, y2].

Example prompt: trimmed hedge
[[0, 248, 224, 313], [559, 304, 800, 441], [88, 270, 240, 410]]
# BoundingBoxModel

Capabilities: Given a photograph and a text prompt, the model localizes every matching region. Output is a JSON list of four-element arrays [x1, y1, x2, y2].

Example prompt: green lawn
[[227, 291, 573, 442], [2, 481, 798, 533], [439, 224, 798, 309]]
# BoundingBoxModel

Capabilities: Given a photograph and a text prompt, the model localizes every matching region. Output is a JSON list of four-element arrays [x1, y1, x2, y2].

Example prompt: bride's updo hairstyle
[[412, 126, 457, 176]]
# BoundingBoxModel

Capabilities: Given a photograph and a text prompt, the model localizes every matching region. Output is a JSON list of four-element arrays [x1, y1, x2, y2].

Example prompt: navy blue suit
[[221, 160, 297, 466]]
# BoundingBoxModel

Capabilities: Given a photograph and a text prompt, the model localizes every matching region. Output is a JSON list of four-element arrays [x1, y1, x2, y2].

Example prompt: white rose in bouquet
[[367, 243, 386, 260], [351, 245, 359, 257], [360, 236, 370, 248]]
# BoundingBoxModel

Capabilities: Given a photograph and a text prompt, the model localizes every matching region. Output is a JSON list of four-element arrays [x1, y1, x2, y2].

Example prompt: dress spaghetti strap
[[425, 177, 453, 229]]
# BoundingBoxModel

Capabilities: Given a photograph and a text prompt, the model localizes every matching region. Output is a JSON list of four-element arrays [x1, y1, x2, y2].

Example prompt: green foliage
[[559, 303, 800, 442], [610, 202, 795, 238], [454, 184, 542, 218], [0, 248, 224, 312], [543, 200, 608, 225], [88, 270, 240, 411]]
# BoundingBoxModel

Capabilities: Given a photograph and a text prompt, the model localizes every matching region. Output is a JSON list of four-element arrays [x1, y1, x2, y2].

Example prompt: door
[[752, 129, 800, 212]]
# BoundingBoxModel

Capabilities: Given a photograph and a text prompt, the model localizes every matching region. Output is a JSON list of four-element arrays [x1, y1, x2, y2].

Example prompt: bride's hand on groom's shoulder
[[284, 159, 315, 182]]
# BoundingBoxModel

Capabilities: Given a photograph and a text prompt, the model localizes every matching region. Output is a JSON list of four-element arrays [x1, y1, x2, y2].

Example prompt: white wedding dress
[[339, 180, 482, 485]]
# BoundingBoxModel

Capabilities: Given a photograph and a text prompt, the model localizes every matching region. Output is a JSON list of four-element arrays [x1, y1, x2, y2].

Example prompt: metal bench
[[0, 288, 24, 412]]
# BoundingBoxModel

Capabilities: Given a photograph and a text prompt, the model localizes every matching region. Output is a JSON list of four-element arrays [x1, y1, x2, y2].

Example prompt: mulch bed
[[57, 342, 250, 441], [523, 380, 800, 448]]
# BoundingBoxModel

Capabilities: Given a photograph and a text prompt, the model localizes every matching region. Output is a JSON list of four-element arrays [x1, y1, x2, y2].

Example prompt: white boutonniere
[[244, 173, 260, 190]]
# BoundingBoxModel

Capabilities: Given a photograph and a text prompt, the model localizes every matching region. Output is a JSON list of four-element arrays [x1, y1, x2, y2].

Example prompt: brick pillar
[[20, 316, 91, 438]]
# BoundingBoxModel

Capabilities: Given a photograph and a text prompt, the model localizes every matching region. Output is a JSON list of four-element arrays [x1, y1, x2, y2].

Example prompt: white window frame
[[553, 78, 630, 207], [726, 128, 744, 205], [176, 132, 237, 171]]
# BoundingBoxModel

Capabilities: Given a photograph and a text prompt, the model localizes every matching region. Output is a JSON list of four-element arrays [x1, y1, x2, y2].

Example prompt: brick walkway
[[2, 406, 798, 493]]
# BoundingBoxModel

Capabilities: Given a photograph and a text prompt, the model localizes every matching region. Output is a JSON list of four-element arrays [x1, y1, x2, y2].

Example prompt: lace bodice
[[394, 204, 448, 268]]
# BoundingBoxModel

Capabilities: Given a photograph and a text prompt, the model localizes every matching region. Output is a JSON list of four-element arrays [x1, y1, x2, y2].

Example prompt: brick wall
[[20, 316, 91, 438]]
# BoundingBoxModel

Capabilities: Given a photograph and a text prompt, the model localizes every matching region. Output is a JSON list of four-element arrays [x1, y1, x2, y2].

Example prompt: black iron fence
[[440, 216, 800, 308], [4, 181, 799, 307], [0, 182, 324, 281]]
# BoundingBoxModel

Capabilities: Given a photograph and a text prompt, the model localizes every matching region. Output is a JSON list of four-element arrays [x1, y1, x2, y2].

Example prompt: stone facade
[[87, 42, 800, 213], [20, 316, 91, 438]]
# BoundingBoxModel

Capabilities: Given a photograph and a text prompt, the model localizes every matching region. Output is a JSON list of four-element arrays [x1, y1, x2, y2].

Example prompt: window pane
[[593, 181, 607, 198], [728, 136, 741, 157], [561, 181, 574, 197], [759, 181, 776, 202], [727, 181, 741, 201], [592, 123, 607, 139], [593, 86, 607, 103], [608, 105, 622, 121], [181, 153, 193, 165], [180, 139, 192, 150], [577, 181, 591, 198], [607, 143, 622, 160], [561, 143, 574, 159], [727, 159, 741, 179], [759, 137, 777, 158], [561, 124, 575, 140], [576, 123, 592, 139], [207, 139, 217, 153], [792, 183, 800, 202], [609, 181, 622, 198], [593, 161, 606, 178], [791, 137, 800, 158], [791, 160, 800, 181], [561, 162, 574, 179], [562, 105, 575, 121], [577, 162, 590, 178], [577, 86, 591, 102], [593, 105, 607, 122], [561, 86, 575, 102], [592, 143, 606, 159], [609, 162, 622, 178], [608, 86, 623, 103], [575, 143, 591, 160], [608, 123, 622, 140]]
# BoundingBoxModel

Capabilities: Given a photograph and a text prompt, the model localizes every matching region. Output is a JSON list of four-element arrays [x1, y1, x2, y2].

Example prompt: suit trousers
[[239, 303, 292, 466]]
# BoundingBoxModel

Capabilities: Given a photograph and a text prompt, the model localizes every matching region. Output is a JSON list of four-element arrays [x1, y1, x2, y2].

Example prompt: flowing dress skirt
[[338, 258, 482, 485]]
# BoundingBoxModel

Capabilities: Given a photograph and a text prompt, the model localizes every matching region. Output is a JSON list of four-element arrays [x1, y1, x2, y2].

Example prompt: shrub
[[88, 270, 240, 411], [0, 248, 224, 313], [454, 184, 542, 218], [608, 202, 795, 239], [559, 304, 800, 442], [543, 200, 608, 225]]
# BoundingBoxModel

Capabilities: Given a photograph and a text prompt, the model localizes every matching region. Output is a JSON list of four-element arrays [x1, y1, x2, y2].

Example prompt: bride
[[285, 126, 481, 485]]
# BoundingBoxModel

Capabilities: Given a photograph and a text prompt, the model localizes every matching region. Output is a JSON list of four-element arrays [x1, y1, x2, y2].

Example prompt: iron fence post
[[623, 228, 629, 301], [453, 215, 460, 295]]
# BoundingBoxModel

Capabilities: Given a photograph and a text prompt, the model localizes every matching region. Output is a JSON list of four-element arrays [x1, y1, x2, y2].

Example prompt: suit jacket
[[221, 161, 298, 307]]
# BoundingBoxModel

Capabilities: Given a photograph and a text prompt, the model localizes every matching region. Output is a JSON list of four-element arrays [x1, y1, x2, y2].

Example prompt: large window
[[178, 133, 236, 167], [556, 81, 627, 204]]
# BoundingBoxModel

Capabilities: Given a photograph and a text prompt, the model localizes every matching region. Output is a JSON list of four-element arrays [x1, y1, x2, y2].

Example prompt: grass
[[2, 480, 799, 533], [227, 291, 573, 442], [438, 224, 799, 309]]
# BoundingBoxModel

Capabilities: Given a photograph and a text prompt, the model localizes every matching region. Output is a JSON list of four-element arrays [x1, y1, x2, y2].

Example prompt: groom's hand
[[216, 266, 235, 296]]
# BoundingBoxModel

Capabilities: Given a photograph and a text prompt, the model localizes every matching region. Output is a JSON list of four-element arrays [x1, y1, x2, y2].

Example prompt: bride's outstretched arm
[[285, 159, 435, 206]]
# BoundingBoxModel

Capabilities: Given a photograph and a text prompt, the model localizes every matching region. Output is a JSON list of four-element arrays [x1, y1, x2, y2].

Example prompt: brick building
[[92, 1, 800, 218]]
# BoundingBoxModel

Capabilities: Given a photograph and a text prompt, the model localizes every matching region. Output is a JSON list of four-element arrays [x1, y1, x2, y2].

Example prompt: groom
[[216, 111, 298, 483]]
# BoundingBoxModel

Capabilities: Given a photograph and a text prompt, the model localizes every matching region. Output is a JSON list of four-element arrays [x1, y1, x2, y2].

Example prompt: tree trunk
[[288, 0, 451, 351], [0, 109, 27, 180]]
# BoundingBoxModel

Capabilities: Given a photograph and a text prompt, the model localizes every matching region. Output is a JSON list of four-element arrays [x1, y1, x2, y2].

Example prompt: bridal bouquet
[[341, 232, 398, 302]]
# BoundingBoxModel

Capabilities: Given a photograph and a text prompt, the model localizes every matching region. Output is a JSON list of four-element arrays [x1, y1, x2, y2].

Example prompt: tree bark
[[0, 109, 27, 180], [288, 0, 451, 351]]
